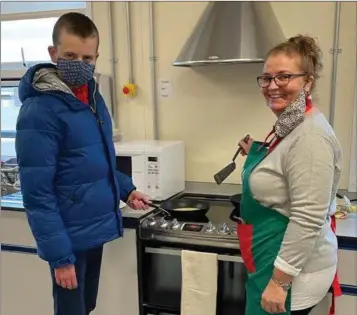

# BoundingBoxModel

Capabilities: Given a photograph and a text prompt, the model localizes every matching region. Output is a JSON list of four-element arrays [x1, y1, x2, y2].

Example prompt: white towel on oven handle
[[180, 250, 218, 315]]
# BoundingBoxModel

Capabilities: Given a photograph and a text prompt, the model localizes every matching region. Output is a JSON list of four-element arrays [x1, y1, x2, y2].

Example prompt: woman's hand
[[261, 279, 288, 313], [238, 137, 254, 156]]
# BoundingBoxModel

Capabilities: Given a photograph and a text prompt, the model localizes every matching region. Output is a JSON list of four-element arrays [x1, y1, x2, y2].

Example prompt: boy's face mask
[[48, 31, 99, 87], [56, 57, 95, 87]]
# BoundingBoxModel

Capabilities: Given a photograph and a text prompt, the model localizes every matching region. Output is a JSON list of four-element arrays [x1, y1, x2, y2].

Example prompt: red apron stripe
[[236, 223, 256, 273], [329, 215, 342, 315]]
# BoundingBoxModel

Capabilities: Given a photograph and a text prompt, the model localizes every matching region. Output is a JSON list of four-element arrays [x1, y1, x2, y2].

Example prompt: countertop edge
[[2, 206, 356, 250], [0, 206, 146, 230], [2, 181, 357, 241]]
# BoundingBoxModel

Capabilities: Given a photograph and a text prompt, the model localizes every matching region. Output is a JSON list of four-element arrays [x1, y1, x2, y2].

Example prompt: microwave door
[[116, 155, 132, 178], [115, 154, 148, 196]]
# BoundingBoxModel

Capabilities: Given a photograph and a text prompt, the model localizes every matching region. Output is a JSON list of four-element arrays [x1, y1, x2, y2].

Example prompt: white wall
[[92, 1, 357, 189]]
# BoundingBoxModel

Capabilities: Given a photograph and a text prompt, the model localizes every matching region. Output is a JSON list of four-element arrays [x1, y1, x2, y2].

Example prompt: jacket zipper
[[90, 83, 103, 125], [91, 83, 122, 235]]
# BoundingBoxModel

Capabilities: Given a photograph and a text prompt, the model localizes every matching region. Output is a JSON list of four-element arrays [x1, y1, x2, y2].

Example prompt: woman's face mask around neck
[[273, 89, 311, 138]]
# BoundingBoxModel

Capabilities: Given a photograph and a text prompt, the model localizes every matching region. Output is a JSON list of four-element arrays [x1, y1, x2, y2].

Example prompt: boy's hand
[[55, 264, 78, 290], [127, 190, 151, 210]]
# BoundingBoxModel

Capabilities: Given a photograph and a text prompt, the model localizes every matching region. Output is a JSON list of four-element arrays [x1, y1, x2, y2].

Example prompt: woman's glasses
[[257, 73, 306, 88]]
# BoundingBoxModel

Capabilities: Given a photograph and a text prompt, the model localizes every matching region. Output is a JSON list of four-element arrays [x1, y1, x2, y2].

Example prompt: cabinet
[[1, 250, 53, 315], [337, 249, 357, 286], [310, 293, 357, 315], [336, 294, 357, 314], [1, 210, 52, 314], [1, 210, 140, 315], [93, 229, 140, 315], [1, 210, 36, 246]]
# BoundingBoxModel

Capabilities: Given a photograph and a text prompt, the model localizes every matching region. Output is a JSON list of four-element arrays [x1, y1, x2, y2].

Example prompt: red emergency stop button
[[122, 83, 137, 97]]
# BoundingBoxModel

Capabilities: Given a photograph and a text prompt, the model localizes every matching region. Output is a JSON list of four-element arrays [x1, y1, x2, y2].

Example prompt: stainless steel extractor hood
[[173, 1, 285, 67]]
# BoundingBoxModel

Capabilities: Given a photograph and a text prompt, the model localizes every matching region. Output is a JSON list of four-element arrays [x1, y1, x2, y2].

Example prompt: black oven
[[139, 243, 247, 315], [137, 239, 247, 315], [137, 193, 247, 315]]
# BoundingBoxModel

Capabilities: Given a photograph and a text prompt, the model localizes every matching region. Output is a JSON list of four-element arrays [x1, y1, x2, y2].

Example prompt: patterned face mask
[[274, 89, 308, 138], [57, 57, 95, 86]]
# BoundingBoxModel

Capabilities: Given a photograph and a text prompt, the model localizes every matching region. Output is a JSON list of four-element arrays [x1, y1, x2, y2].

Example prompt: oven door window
[[142, 246, 247, 315]]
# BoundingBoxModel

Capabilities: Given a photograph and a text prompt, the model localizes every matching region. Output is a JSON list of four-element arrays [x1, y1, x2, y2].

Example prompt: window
[[1, 17, 59, 70], [1, 1, 89, 72], [1, 81, 20, 162], [0, 1, 90, 163]]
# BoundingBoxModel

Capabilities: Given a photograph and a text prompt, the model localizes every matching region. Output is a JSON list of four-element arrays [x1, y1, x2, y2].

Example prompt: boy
[[15, 12, 150, 315]]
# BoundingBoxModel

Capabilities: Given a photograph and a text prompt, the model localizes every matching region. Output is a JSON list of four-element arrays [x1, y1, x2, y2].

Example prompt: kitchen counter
[[0, 182, 243, 227], [0, 191, 153, 229], [2, 182, 357, 245], [184, 182, 357, 249]]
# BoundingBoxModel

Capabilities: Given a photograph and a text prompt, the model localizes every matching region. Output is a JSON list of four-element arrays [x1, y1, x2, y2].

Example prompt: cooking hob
[[139, 193, 240, 250]]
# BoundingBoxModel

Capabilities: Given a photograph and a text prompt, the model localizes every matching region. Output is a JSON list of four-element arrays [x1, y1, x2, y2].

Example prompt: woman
[[237, 35, 343, 315]]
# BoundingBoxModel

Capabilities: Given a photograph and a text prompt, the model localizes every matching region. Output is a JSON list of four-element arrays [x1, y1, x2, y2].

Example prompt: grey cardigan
[[250, 109, 342, 275]]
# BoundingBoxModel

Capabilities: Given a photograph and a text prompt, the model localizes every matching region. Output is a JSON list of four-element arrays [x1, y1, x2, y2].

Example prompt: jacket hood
[[18, 63, 74, 103]]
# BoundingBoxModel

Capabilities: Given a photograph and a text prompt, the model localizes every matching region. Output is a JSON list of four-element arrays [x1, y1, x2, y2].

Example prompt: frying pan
[[150, 198, 210, 219]]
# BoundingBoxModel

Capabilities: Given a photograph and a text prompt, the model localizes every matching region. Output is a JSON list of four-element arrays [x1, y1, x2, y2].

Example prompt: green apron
[[237, 141, 291, 315]]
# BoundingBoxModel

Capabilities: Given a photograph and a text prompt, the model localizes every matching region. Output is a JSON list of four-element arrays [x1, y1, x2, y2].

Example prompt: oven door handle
[[145, 247, 243, 263]]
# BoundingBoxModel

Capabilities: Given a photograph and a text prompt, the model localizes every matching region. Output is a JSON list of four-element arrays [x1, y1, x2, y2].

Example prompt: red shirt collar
[[71, 83, 89, 104]]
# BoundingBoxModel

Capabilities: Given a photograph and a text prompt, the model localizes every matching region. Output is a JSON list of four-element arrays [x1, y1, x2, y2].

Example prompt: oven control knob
[[159, 218, 169, 229], [146, 218, 157, 227], [205, 221, 216, 233], [218, 222, 229, 234], [171, 218, 181, 230]]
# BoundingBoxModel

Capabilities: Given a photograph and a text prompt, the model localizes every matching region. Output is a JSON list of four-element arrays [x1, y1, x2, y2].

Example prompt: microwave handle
[[145, 247, 243, 263]]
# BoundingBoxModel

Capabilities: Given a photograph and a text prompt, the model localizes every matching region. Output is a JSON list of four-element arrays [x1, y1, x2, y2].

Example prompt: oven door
[[141, 245, 247, 315]]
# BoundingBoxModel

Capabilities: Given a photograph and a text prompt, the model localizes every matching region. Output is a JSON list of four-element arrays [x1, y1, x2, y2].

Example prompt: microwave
[[114, 140, 185, 201]]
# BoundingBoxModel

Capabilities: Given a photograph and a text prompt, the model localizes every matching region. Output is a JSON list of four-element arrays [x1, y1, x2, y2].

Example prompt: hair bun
[[288, 35, 320, 55], [287, 34, 323, 77]]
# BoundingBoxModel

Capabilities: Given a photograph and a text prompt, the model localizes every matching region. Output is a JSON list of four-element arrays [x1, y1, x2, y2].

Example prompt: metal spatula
[[214, 135, 250, 185]]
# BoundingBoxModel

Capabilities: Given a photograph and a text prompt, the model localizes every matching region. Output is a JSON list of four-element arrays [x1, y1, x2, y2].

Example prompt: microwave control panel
[[147, 156, 159, 192]]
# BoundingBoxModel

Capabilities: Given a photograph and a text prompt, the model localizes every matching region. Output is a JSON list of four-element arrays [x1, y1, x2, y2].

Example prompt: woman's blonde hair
[[266, 34, 323, 90]]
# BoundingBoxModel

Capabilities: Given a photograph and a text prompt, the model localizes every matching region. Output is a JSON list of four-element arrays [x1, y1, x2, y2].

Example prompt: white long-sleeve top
[[249, 109, 342, 310]]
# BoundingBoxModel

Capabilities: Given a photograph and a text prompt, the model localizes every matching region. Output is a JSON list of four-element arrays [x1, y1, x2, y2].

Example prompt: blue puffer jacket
[[16, 63, 136, 268]]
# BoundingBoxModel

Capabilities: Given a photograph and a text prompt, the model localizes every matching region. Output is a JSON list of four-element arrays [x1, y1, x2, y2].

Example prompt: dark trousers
[[292, 306, 315, 315], [50, 245, 103, 315]]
